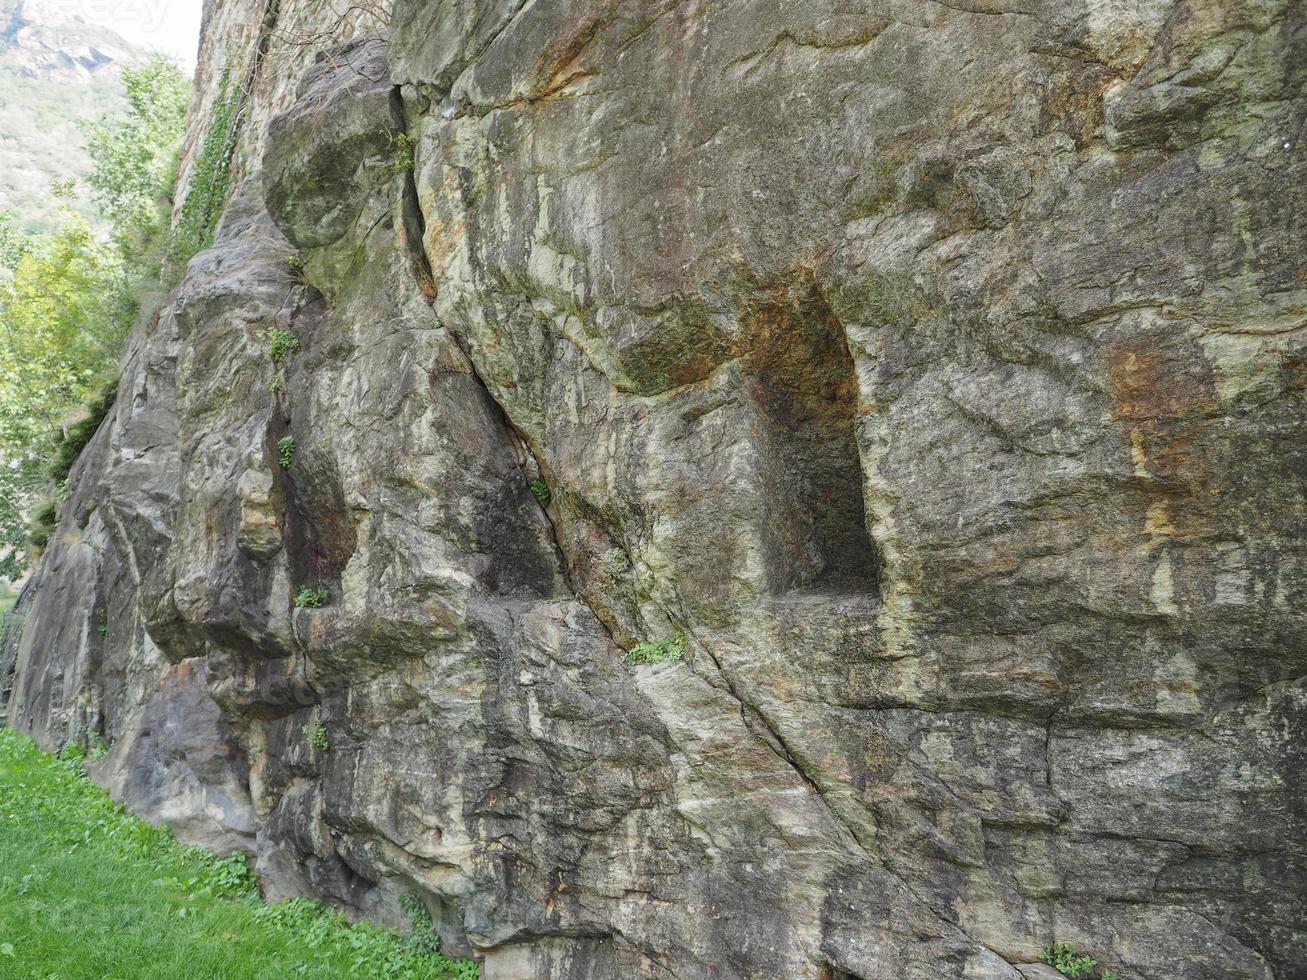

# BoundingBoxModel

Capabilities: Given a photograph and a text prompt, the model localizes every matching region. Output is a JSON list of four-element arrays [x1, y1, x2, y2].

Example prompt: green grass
[[0, 728, 478, 979]]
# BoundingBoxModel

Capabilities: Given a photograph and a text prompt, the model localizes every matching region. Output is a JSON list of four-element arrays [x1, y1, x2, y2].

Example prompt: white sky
[[52, 0, 205, 72]]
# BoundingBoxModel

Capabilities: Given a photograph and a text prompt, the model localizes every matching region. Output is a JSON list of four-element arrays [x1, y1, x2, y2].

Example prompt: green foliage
[[57, 731, 111, 764], [0, 210, 28, 279], [267, 327, 300, 364], [278, 435, 296, 470], [49, 378, 118, 483], [171, 72, 240, 266], [268, 373, 285, 393], [294, 586, 328, 609], [0, 59, 189, 580], [0, 727, 478, 978], [529, 479, 551, 504], [623, 631, 686, 667], [400, 892, 441, 956], [302, 719, 330, 751], [0, 216, 126, 578], [390, 131, 416, 175], [84, 55, 190, 256], [28, 498, 58, 552], [1043, 943, 1109, 979]]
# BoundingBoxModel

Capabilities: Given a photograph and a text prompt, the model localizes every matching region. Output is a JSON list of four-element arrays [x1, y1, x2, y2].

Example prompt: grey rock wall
[[3, 1, 1304, 978]]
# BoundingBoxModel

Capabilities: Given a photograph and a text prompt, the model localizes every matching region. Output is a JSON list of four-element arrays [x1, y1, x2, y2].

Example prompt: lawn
[[0, 728, 477, 979]]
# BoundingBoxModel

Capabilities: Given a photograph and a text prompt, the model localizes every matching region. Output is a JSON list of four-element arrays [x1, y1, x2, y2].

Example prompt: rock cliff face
[[2, 1, 1305, 977]]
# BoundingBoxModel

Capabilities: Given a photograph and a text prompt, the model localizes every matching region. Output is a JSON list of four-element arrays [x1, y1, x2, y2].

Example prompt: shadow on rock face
[[742, 280, 880, 596]]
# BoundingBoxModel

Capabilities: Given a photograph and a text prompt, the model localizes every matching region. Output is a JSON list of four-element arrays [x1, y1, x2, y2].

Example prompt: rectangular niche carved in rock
[[744, 285, 880, 596]]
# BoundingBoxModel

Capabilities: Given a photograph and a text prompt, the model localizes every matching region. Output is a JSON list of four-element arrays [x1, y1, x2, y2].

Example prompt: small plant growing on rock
[[302, 719, 330, 751], [389, 131, 416, 175], [294, 587, 328, 609], [266, 327, 300, 364], [529, 479, 551, 504], [286, 254, 309, 285], [268, 374, 284, 393], [1043, 944, 1105, 979], [623, 631, 685, 667], [277, 435, 295, 469]]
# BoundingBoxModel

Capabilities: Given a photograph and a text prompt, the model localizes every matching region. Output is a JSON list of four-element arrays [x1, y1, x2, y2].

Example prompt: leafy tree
[[0, 216, 125, 577], [0, 59, 191, 580], [83, 55, 190, 255], [0, 210, 26, 281]]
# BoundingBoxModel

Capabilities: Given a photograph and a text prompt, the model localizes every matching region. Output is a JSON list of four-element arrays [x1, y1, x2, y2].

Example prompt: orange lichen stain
[[1108, 337, 1219, 501], [1144, 428, 1209, 489], [1281, 354, 1307, 392], [168, 659, 197, 687], [1107, 340, 1217, 422], [532, 8, 609, 102], [1010, 666, 1062, 691], [1144, 500, 1176, 538], [421, 166, 469, 275], [1142, 500, 1190, 555], [423, 216, 465, 276], [1040, 60, 1121, 148]]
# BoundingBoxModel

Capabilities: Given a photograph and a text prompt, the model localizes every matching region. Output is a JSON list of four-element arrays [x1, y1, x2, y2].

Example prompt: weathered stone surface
[[3, 1, 1304, 978]]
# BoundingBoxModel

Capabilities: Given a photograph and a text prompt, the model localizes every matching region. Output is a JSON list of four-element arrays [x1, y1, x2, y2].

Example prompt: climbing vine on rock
[[170, 70, 241, 267]]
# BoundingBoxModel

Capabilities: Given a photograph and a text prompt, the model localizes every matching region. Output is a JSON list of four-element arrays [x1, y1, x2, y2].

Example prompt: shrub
[[266, 328, 300, 364], [286, 254, 309, 286], [302, 719, 330, 751], [294, 587, 327, 609], [0, 60, 186, 580], [277, 436, 295, 470], [390, 131, 416, 175], [529, 479, 551, 504], [28, 498, 58, 551], [84, 56, 190, 258], [623, 631, 685, 667], [1043, 944, 1102, 979], [49, 379, 119, 483]]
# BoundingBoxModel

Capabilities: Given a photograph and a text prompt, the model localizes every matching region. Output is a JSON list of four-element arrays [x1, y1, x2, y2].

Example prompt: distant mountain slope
[[0, 0, 147, 233]]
